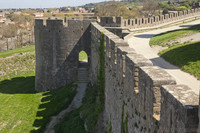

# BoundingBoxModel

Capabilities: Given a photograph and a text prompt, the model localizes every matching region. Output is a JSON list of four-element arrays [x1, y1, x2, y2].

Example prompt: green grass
[[150, 24, 200, 47], [54, 109, 86, 133], [159, 41, 200, 80], [79, 51, 88, 62], [0, 45, 35, 58], [0, 47, 77, 133], [0, 52, 35, 81], [55, 83, 104, 133], [0, 77, 77, 133]]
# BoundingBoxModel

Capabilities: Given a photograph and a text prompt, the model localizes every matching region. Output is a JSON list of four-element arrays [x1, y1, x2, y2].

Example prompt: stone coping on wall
[[162, 85, 199, 107], [126, 53, 153, 67], [140, 66, 176, 87]]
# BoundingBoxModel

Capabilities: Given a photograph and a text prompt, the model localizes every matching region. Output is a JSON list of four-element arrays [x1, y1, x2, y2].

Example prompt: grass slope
[[159, 41, 200, 80], [0, 45, 35, 58], [150, 24, 200, 47], [55, 83, 104, 133], [0, 47, 77, 133]]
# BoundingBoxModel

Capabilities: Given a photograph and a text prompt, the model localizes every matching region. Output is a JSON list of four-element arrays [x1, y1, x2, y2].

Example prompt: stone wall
[[35, 17, 199, 132], [90, 22, 199, 133], [99, 8, 200, 28], [34, 18, 96, 91]]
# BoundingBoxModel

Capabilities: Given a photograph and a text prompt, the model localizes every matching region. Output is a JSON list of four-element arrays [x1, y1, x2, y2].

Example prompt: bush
[[162, 8, 169, 14]]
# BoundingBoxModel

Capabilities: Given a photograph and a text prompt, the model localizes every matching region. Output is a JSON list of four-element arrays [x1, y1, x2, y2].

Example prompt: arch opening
[[79, 50, 88, 63]]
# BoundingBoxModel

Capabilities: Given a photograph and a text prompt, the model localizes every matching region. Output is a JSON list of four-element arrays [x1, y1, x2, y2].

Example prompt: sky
[[0, 0, 107, 9]]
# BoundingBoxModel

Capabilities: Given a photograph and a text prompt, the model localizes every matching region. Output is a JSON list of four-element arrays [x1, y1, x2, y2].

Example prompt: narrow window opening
[[153, 86, 161, 121], [114, 47, 117, 64], [134, 66, 139, 94], [122, 55, 126, 78], [128, 20, 130, 25]]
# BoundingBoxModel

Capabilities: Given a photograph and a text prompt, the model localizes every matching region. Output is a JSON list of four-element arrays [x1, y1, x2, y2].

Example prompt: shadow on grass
[[159, 41, 200, 67], [0, 76, 77, 133], [153, 24, 200, 38], [0, 76, 36, 94], [30, 83, 77, 133]]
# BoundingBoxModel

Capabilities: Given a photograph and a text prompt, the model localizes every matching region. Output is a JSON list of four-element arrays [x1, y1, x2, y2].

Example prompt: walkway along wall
[[35, 18, 199, 132], [90, 22, 199, 133], [99, 8, 200, 28]]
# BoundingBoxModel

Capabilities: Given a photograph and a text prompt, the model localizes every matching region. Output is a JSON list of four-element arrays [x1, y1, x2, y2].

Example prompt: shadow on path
[[134, 34, 156, 38], [150, 57, 179, 69]]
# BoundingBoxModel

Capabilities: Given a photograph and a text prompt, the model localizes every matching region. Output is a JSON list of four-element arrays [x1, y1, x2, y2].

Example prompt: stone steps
[[78, 67, 89, 83]]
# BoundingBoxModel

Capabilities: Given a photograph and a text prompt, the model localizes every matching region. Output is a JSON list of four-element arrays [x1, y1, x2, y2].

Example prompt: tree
[[95, 1, 139, 19], [21, 9, 36, 14], [1, 24, 17, 38], [143, 0, 159, 17], [162, 8, 169, 14]]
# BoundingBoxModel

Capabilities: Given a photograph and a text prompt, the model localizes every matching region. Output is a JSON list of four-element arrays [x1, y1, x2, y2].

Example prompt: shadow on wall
[[54, 26, 91, 86], [36, 22, 92, 91]]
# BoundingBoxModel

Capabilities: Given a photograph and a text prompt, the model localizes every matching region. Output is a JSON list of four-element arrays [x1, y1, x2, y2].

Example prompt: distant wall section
[[99, 8, 200, 28]]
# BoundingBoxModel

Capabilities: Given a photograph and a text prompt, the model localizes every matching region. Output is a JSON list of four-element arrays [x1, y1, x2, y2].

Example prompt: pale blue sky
[[0, 0, 107, 9]]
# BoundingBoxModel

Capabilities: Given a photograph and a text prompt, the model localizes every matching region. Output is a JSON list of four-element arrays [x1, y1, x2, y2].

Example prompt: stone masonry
[[35, 14, 199, 132]]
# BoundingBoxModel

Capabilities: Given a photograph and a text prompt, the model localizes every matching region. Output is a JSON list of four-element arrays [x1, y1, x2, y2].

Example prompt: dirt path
[[128, 19, 200, 95], [44, 67, 88, 133]]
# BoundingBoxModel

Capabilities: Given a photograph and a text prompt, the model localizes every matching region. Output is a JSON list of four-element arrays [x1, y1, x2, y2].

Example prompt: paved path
[[44, 67, 88, 133], [128, 19, 200, 95]]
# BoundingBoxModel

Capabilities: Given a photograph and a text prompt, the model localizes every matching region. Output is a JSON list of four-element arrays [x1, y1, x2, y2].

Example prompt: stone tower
[[34, 18, 96, 91]]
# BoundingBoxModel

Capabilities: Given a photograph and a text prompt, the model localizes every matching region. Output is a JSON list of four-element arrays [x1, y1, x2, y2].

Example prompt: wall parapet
[[90, 22, 199, 133]]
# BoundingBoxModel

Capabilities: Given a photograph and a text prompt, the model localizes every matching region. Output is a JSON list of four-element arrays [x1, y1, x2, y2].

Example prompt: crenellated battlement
[[99, 8, 200, 28], [35, 17, 97, 30]]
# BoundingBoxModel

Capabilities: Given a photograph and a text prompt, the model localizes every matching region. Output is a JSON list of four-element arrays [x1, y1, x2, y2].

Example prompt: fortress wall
[[35, 18, 95, 91], [91, 22, 199, 132], [35, 16, 199, 131], [99, 8, 200, 28], [160, 85, 199, 133]]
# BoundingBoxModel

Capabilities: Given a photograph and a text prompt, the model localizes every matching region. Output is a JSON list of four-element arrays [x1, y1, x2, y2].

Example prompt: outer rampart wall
[[99, 8, 200, 28], [90, 22, 199, 133]]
